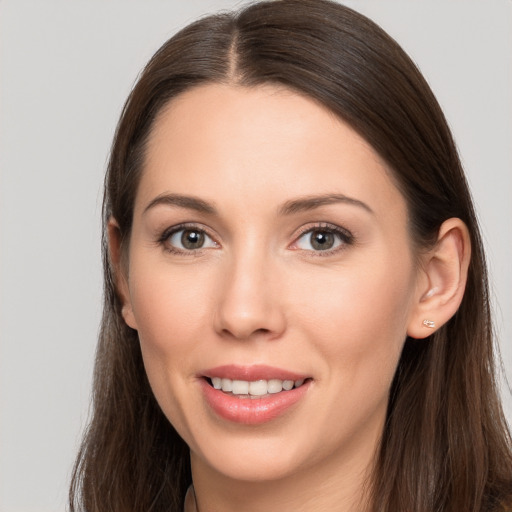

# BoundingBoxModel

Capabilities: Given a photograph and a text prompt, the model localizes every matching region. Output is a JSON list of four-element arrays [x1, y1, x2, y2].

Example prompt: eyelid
[[157, 221, 353, 256], [158, 222, 219, 254], [289, 222, 354, 254]]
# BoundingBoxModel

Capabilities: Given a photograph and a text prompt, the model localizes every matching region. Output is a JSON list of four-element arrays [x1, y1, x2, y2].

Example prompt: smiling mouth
[[206, 377, 310, 398]]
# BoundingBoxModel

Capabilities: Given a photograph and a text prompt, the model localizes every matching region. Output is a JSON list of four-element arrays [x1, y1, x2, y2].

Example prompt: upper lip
[[201, 364, 309, 381]]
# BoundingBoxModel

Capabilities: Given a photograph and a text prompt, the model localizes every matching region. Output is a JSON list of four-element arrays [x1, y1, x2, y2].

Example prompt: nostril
[[214, 290, 287, 341], [219, 326, 273, 340]]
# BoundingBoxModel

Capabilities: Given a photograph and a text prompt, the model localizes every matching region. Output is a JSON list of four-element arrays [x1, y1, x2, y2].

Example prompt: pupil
[[311, 231, 334, 250], [181, 230, 204, 249]]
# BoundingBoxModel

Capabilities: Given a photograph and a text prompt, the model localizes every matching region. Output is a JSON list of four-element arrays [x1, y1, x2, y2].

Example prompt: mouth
[[205, 376, 310, 398], [200, 365, 312, 424]]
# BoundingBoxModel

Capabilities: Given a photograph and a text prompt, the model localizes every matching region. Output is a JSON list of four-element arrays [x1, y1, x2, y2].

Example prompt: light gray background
[[1, 1, 510, 511]]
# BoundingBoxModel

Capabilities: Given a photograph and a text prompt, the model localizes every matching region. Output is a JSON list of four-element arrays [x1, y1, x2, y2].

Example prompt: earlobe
[[407, 218, 471, 339], [107, 218, 138, 330]]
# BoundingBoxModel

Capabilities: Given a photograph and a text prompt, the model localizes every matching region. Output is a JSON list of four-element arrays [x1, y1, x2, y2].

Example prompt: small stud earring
[[422, 319, 435, 328]]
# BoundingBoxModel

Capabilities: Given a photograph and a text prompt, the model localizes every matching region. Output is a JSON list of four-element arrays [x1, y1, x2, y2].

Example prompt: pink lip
[[202, 364, 308, 381], [199, 365, 311, 425]]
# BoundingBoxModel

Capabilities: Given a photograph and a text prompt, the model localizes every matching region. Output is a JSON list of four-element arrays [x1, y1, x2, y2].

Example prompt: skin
[[112, 84, 470, 512]]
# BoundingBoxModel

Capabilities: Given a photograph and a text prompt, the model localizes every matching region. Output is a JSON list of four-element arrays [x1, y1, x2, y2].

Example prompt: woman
[[70, 0, 512, 510]]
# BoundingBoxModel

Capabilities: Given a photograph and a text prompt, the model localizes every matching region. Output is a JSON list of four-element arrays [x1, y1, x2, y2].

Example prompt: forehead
[[137, 83, 407, 223]]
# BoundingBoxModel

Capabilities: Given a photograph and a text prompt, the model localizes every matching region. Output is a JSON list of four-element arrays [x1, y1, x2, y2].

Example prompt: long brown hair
[[70, 1, 512, 510]]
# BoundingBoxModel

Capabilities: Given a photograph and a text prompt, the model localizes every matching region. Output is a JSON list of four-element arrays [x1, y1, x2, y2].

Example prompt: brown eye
[[181, 229, 205, 249], [294, 225, 353, 253], [310, 230, 335, 250], [166, 227, 217, 252]]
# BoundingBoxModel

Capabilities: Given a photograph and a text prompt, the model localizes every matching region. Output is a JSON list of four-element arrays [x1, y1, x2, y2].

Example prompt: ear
[[107, 217, 138, 330], [407, 218, 471, 339]]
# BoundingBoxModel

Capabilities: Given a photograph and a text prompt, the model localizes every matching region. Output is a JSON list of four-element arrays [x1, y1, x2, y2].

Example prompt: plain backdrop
[[1, 1, 510, 511]]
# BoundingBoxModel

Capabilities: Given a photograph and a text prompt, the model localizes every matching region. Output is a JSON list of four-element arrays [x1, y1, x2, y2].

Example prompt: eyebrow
[[278, 193, 374, 216], [143, 193, 217, 215], [142, 192, 373, 217]]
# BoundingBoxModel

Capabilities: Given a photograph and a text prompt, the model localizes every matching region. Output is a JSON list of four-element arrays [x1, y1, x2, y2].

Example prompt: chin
[[191, 436, 308, 483]]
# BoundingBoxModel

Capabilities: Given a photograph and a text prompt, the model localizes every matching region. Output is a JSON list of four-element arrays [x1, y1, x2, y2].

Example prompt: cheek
[[129, 259, 213, 354], [126, 256, 218, 423], [292, 252, 416, 382], [126, 259, 216, 441]]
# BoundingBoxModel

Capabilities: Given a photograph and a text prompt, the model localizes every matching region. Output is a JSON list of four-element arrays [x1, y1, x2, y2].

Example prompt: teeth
[[231, 380, 249, 394], [282, 380, 294, 391], [210, 377, 307, 396], [249, 380, 268, 396], [221, 378, 232, 392], [268, 379, 283, 394]]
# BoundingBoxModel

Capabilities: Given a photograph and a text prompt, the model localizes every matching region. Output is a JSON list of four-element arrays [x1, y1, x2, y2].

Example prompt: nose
[[213, 250, 286, 341]]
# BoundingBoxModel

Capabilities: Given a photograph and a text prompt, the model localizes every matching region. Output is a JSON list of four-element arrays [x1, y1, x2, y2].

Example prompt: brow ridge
[[143, 193, 217, 215], [278, 193, 373, 215], [143, 192, 372, 217]]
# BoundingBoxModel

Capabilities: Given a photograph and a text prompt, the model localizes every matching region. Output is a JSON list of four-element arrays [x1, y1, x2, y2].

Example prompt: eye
[[163, 226, 218, 252], [293, 225, 353, 253]]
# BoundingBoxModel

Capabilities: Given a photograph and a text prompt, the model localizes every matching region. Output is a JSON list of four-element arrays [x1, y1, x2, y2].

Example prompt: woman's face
[[121, 84, 423, 484]]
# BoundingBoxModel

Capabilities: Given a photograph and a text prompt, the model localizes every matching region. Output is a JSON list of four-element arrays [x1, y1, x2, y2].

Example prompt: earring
[[422, 319, 435, 328]]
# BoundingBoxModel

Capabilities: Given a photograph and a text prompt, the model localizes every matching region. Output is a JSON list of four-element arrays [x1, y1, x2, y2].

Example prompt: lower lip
[[200, 379, 310, 425]]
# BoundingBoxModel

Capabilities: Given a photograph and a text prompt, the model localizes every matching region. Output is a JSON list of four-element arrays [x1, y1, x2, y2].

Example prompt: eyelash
[[158, 223, 218, 255], [157, 222, 355, 256], [292, 223, 354, 256]]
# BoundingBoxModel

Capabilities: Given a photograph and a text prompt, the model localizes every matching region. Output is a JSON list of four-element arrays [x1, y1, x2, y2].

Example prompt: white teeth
[[221, 378, 233, 392], [248, 380, 268, 396], [231, 380, 249, 395], [267, 379, 283, 393], [282, 380, 294, 391], [210, 377, 307, 396]]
